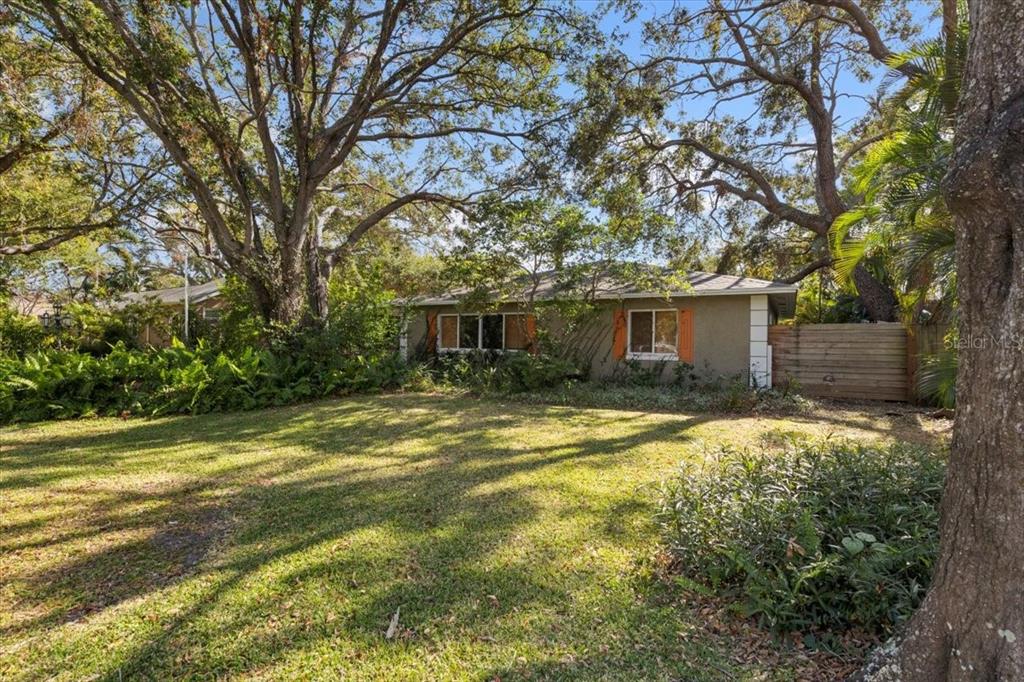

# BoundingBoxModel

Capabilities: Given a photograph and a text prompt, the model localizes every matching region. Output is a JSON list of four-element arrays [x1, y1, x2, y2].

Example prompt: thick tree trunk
[[271, 262, 308, 325], [304, 211, 330, 324], [242, 259, 307, 325], [859, 1, 1024, 679], [248, 276, 278, 324], [236, 224, 325, 327], [852, 264, 899, 322]]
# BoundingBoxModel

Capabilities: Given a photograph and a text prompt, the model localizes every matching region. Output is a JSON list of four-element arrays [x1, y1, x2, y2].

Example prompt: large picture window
[[628, 309, 677, 358], [437, 313, 531, 352]]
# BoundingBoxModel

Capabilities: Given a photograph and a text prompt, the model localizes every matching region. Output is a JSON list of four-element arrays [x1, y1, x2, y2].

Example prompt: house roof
[[119, 279, 224, 306], [404, 269, 799, 317]]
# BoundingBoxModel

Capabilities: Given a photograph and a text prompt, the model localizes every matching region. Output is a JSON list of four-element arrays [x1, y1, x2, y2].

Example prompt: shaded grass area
[[0, 394, 948, 680]]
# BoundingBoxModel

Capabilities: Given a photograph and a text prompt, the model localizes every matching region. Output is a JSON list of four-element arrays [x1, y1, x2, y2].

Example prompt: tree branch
[[779, 255, 833, 283]]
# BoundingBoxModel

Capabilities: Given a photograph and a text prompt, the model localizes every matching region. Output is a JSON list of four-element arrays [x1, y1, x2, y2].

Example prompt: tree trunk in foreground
[[860, 1, 1024, 679]]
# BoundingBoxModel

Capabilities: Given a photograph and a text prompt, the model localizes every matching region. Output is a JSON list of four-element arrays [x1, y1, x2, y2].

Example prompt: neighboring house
[[9, 294, 55, 318], [119, 279, 225, 346], [401, 270, 797, 387]]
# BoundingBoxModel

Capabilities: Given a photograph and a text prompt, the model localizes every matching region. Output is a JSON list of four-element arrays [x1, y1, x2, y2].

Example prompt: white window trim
[[437, 313, 529, 353], [626, 308, 679, 361]]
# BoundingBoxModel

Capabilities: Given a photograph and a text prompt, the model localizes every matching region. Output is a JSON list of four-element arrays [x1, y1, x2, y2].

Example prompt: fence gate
[[768, 323, 909, 401]]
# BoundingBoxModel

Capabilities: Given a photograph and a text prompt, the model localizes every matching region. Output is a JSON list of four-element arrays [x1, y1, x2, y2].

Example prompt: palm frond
[[917, 350, 957, 408]]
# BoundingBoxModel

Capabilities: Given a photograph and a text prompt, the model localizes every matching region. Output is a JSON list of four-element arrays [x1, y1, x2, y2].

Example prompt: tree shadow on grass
[[2, 394, 723, 680]]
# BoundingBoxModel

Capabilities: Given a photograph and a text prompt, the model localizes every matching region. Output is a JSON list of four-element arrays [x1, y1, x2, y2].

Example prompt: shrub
[[609, 358, 667, 387], [327, 263, 400, 356], [70, 301, 169, 354], [428, 351, 577, 394], [0, 300, 171, 356], [0, 306, 49, 355], [210, 275, 266, 351], [512, 379, 809, 414], [656, 439, 945, 634], [0, 339, 409, 423]]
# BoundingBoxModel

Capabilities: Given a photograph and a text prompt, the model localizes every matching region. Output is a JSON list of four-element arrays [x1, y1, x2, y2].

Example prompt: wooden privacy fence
[[769, 323, 909, 401]]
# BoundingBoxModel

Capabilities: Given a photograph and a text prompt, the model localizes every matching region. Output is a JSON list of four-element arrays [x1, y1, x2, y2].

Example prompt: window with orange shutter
[[627, 309, 678, 359]]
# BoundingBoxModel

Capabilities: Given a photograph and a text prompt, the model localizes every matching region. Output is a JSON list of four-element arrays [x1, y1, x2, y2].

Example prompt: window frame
[[436, 312, 529, 352], [626, 308, 679, 361]]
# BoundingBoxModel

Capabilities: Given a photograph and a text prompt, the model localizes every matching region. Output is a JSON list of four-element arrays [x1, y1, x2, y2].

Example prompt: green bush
[[513, 380, 809, 414], [0, 300, 172, 356], [0, 306, 49, 355], [327, 263, 400, 356], [70, 301, 170, 354], [656, 439, 945, 634], [428, 351, 577, 394], [0, 339, 409, 423], [209, 276, 266, 351]]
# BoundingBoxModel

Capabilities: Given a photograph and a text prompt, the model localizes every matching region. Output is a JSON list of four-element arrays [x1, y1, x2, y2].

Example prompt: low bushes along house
[[401, 271, 797, 387]]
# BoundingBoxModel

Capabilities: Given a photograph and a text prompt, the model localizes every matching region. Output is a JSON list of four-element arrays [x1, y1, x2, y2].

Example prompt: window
[[440, 315, 459, 349], [504, 314, 530, 350], [437, 313, 531, 352], [628, 309, 677, 358], [460, 314, 479, 349], [481, 314, 503, 349]]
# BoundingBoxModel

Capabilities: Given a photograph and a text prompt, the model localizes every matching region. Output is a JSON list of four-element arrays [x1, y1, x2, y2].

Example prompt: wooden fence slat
[[770, 323, 910, 402]]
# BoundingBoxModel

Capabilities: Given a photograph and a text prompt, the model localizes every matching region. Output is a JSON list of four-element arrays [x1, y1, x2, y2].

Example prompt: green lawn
[[0, 394, 946, 681]]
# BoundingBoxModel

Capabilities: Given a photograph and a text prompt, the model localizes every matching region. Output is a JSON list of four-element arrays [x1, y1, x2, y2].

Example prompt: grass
[[0, 393, 948, 681]]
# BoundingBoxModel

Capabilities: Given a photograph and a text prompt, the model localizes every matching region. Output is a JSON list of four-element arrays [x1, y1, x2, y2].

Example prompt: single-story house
[[119, 279, 225, 346], [400, 271, 797, 387]]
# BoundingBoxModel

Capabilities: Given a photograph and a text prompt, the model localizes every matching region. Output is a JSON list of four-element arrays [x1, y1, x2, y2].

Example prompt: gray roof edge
[[397, 285, 798, 307], [119, 279, 224, 305]]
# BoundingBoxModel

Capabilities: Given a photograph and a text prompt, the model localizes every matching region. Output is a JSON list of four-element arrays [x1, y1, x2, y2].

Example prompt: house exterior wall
[[403, 294, 755, 383], [138, 299, 225, 348]]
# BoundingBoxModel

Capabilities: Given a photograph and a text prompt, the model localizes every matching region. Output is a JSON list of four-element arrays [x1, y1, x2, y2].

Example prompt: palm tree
[[830, 21, 966, 407]]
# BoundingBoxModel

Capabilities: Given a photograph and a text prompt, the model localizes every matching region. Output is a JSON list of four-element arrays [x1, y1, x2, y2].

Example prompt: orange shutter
[[612, 309, 627, 360], [426, 312, 438, 355], [678, 309, 693, 363], [525, 314, 538, 355]]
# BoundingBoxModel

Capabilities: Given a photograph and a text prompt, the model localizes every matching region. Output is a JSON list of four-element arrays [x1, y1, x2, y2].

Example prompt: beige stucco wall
[[138, 300, 225, 348], [403, 294, 756, 384]]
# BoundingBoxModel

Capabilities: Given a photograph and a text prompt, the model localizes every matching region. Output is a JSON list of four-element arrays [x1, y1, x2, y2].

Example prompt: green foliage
[[0, 300, 169, 356], [917, 343, 957, 408], [0, 339, 408, 424], [0, 22, 164, 258], [831, 25, 967, 323], [0, 306, 50, 355], [657, 440, 945, 634], [441, 196, 682, 315], [70, 301, 171, 354], [610, 358, 669, 387], [423, 351, 577, 394], [517, 378, 807, 415], [508, 356, 811, 414], [211, 276, 266, 351], [26, 0, 575, 323], [327, 263, 400, 356], [210, 264, 401, 356], [794, 272, 869, 324]]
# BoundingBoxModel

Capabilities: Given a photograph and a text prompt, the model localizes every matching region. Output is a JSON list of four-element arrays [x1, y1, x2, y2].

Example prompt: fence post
[[906, 325, 918, 405]]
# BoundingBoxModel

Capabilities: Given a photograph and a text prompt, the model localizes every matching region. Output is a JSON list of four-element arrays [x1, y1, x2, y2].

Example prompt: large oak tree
[[17, 0, 577, 324], [571, 0, 926, 320]]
